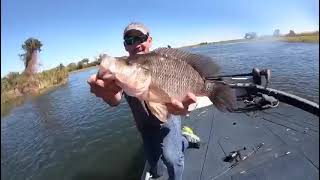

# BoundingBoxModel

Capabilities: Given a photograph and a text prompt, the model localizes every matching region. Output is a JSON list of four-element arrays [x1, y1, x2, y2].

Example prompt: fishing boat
[[141, 68, 319, 180]]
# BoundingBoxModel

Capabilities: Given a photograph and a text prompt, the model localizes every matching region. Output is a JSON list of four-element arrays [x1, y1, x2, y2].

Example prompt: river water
[[1, 41, 319, 180]]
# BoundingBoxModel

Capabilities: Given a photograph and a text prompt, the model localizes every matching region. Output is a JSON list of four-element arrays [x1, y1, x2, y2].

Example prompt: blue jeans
[[141, 115, 189, 180]]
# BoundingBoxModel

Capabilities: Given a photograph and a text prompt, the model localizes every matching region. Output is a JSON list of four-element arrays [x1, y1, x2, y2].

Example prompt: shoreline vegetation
[[1, 52, 117, 116], [182, 31, 319, 48], [1, 56, 102, 116], [1, 31, 318, 116]]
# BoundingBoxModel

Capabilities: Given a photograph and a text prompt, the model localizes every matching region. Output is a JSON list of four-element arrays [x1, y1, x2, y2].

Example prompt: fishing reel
[[223, 147, 247, 163]]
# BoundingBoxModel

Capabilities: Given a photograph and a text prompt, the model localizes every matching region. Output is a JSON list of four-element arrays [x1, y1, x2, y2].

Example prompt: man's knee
[[162, 147, 184, 167]]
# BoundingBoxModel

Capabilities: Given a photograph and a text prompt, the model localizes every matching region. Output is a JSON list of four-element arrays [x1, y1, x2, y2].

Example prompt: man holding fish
[[88, 22, 234, 180]]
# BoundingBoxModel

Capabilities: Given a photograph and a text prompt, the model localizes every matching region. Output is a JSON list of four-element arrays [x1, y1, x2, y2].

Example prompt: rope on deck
[[199, 109, 215, 180]]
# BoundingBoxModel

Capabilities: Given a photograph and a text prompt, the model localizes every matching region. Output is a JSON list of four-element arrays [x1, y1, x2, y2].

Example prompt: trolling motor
[[206, 68, 279, 112]]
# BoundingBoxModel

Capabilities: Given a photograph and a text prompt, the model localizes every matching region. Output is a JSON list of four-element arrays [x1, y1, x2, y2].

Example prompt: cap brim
[[124, 28, 148, 37]]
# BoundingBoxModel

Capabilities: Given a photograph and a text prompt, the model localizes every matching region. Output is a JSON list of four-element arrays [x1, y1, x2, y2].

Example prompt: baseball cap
[[123, 22, 150, 38]]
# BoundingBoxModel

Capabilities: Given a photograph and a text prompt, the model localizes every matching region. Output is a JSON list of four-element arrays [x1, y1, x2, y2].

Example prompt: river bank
[[183, 32, 319, 48], [1, 67, 68, 113], [1, 64, 100, 117]]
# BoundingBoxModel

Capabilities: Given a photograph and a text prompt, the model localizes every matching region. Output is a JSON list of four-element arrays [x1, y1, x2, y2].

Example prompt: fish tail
[[206, 81, 236, 112]]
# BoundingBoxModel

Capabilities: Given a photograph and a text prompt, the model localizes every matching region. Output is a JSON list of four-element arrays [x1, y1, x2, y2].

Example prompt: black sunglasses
[[124, 34, 149, 46]]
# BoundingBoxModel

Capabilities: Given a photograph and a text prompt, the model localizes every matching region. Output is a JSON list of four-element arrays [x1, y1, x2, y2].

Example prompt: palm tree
[[19, 38, 43, 76]]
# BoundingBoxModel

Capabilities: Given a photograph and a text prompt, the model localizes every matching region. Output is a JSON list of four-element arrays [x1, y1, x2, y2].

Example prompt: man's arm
[[87, 74, 123, 106]]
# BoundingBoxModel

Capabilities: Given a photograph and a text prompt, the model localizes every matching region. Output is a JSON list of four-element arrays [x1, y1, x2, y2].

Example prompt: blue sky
[[1, 0, 319, 77]]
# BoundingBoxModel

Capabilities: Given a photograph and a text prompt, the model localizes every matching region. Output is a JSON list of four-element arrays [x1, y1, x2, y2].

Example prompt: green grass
[[281, 35, 319, 43]]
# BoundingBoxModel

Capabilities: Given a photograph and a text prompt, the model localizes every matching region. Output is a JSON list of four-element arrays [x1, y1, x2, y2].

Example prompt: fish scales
[[134, 53, 206, 100]]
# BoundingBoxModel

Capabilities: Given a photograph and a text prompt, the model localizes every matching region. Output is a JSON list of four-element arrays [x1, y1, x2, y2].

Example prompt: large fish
[[97, 48, 235, 122]]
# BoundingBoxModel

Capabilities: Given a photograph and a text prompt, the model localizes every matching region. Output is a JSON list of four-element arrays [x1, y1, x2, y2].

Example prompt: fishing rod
[[205, 68, 271, 86], [210, 143, 264, 180]]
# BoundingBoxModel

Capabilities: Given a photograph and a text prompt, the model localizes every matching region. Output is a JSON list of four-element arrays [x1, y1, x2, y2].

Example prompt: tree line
[[244, 29, 318, 39]]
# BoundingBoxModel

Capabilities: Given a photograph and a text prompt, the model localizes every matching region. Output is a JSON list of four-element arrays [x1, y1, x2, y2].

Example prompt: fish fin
[[145, 101, 169, 122], [152, 47, 220, 78], [148, 84, 172, 103], [208, 82, 236, 112]]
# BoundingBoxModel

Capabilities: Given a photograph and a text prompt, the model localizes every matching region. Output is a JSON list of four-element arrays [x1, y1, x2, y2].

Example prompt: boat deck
[[142, 102, 319, 180]]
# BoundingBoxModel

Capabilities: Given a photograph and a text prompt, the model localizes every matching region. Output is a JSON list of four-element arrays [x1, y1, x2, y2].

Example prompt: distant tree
[[95, 54, 106, 65], [273, 29, 280, 36], [67, 63, 77, 72], [5, 72, 21, 87], [7, 72, 20, 80], [80, 58, 89, 64], [287, 30, 296, 36], [199, 42, 208, 45], [244, 32, 257, 39], [1, 78, 10, 92], [77, 61, 84, 69], [58, 63, 65, 70], [19, 38, 43, 76], [67, 62, 76, 67]]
